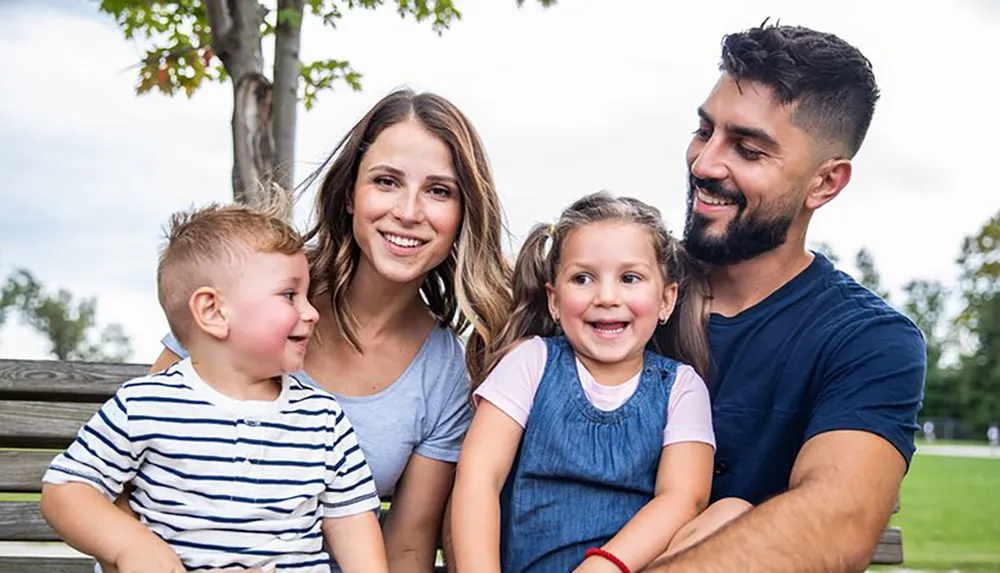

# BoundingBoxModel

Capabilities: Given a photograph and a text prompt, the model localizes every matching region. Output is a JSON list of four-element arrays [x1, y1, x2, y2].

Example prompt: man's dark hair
[[720, 20, 880, 157]]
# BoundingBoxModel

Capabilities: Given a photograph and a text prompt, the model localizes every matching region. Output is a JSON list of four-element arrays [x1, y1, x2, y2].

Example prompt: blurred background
[[0, 1, 997, 570]]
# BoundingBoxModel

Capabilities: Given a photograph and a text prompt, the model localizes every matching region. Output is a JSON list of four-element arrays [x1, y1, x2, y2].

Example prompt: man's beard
[[683, 173, 795, 266]]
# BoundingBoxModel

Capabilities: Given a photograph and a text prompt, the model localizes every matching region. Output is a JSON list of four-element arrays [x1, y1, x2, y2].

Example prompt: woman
[[146, 88, 512, 571]]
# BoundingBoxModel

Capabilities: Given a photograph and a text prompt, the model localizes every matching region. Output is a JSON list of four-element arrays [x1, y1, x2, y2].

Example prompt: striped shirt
[[43, 358, 380, 572]]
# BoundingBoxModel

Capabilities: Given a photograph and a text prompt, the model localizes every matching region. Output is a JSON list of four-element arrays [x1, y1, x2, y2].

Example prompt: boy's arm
[[576, 441, 714, 573], [450, 400, 524, 573], [322, 512, 388, 573], [41, 482, 184, 572]]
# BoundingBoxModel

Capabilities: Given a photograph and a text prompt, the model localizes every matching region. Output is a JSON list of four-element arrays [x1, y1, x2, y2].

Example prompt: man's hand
[[640, 430, 906, 572]]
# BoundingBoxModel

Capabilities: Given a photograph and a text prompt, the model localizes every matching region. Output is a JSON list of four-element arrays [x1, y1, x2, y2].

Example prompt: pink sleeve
[[472, 337, 547, 428], [663, 365, 716, 450]]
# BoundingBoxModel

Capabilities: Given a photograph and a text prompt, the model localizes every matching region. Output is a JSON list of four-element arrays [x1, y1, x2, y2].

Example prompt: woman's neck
[[314, 258, 430, 346]]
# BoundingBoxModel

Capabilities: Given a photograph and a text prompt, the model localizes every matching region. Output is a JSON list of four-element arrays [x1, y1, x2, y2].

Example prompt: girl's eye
[[570, 274, 592, 286], [622, 273, 642, 285], [282, 291, 296, 301]]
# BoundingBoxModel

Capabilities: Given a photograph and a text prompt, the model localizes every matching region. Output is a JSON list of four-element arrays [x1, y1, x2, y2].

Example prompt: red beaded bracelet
[[584, 547, 631, 573]]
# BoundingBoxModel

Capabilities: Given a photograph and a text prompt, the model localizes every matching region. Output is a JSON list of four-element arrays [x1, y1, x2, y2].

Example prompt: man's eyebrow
[[697, 106, 780, 150]]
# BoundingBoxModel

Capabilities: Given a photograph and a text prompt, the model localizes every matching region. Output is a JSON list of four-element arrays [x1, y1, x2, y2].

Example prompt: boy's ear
[[660, 283, 679, 323], [189, 287, 229, 340]]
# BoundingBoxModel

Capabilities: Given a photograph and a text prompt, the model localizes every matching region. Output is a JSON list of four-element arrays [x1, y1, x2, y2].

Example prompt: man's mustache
[[688, 173, 747, 208]]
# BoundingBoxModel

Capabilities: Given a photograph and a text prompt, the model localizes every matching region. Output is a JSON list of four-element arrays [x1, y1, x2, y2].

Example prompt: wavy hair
[[300, 89, 512, 386]]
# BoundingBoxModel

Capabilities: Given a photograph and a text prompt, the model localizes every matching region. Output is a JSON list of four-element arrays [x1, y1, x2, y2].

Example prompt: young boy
[[40, 203, 389, 573]]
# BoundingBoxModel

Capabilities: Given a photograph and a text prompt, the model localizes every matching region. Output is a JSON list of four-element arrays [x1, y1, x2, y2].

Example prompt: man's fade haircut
[[157, 201, 304, 346], [720, 20, 880, 157]]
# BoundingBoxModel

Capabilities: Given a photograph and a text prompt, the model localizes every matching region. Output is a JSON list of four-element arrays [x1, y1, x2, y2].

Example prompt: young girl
[[452, 191, 718, 573]]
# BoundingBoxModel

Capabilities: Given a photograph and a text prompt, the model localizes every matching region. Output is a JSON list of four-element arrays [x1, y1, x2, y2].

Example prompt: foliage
[[1, 269, 132, 362], [97, 0, 467, 102], [854, 246, 890, 301]]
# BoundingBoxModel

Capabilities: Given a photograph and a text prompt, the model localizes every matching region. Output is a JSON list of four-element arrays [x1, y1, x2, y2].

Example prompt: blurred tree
[[902, 278, 958, 420], [810, 240, 840, 265], [952, 210, 1000, 433], [3, 269, 133, 362], [854, 247, 891, 302], [96, 0, 555, 216]]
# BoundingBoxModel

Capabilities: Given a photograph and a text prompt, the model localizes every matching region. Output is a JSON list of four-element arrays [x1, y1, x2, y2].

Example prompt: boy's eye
[[282, 291, 296, 301]]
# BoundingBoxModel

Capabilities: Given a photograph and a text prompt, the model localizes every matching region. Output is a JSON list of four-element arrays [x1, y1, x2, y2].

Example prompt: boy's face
[[224, 251, 318, 378]]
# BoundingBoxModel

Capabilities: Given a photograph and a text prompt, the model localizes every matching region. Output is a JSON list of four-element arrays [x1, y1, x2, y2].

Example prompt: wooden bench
[[0, 358, 902, 572]]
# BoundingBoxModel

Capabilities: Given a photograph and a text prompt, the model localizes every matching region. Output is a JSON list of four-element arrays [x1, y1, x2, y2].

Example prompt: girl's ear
[[189, 287, 230, 340], [660, 283, 679, 323], [546, 282, 559, 323]]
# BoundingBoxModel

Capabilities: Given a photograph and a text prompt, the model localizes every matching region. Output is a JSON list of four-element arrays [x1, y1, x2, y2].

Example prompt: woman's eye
[[428, 186, 453, 199], [374, 176, 397, 187]]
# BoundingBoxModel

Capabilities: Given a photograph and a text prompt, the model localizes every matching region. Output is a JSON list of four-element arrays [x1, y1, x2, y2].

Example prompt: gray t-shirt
[[162, 323, 473, 497]]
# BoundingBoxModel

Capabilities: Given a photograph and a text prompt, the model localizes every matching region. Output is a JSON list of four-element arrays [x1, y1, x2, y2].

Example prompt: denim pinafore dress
[[499, 336, 678, 572]]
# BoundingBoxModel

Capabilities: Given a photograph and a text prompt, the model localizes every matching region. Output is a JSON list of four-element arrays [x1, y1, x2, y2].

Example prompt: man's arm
[[641, 429, 905, 573]]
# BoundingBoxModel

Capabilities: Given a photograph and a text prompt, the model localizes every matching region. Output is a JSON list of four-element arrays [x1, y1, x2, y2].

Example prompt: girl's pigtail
[[660, 244, 712, 380], [472, 223, 557, 394]]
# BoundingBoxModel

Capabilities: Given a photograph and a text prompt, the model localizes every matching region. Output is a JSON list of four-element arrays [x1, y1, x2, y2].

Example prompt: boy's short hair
[[157, 202, 305, 346]]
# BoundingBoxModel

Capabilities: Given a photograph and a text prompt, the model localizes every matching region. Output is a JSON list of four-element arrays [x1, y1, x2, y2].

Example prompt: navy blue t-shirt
[[659, 253, 926, 505]]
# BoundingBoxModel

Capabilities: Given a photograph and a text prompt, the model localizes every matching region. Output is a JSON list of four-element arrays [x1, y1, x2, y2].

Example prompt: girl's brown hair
[[476, 191, 711, 393], [300, 89, 512, 386]]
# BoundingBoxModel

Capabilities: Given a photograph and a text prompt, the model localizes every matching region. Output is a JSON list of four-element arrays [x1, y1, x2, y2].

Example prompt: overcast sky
[[1, 0, 998, 361]]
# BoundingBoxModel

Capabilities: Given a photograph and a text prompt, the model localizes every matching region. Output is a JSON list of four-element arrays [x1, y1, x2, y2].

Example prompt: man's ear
[[805, 158, 852, 211], [188, 287, 229, 341]]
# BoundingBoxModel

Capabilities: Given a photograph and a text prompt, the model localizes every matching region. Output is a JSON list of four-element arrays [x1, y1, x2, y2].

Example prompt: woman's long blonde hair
[[475, 191, 711, 394], [300, 89, 512, 386]]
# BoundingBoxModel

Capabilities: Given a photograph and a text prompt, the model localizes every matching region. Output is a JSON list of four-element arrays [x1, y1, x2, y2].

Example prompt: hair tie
[[549, 223, 557, 236]]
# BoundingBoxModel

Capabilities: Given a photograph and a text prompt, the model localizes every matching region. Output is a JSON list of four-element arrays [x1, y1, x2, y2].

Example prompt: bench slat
[[0, 359, 146, 399], [0, 451, 56, 492], [869, 526, 903, 565], [0, 556, 95, 573], [0, 501, 59, 541], [0, 401, 99, 449]]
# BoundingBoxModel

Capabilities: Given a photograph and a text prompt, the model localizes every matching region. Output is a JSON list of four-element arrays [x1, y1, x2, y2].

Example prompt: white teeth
[[383, 233, 424, 248], [697, 189, 735, 206]]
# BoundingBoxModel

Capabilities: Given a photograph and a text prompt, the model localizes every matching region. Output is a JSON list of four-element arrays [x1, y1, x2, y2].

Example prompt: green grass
[[876, 454, 1000, 572], [0, 492, 39, 501]]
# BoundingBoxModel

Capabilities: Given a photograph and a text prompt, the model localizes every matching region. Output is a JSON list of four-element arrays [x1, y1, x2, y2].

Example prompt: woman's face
[[350, 118, 463, 287]]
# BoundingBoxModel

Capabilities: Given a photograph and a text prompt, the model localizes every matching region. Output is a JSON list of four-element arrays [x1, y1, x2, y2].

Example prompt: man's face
[[683, 74, 818, 266]]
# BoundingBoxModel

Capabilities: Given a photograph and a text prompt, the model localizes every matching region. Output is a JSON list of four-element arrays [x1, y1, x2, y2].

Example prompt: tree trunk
[[272, 0, 304, 195], [204, 0, 284, 212]]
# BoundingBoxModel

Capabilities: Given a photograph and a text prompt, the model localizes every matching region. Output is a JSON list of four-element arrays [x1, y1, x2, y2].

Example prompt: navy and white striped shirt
[[43, 358, 380, 572]]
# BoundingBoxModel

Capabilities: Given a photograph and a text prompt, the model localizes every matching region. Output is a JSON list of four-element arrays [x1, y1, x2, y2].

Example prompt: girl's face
[[350, 118, 463, 287], [547, 221, 677, 382]]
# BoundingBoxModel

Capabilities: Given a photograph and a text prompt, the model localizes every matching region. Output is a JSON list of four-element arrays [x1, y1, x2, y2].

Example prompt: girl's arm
[[380, 454, 455, 572], [323, 512, 389, 573], [451, 400, 525, 573], [575, 441, 715, 573]]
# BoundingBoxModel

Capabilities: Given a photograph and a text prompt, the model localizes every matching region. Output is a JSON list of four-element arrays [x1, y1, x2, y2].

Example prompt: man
[[648, 22, 926, 572]]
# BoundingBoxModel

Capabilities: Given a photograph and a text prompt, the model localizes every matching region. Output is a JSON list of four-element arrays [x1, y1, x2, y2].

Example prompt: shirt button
[[714, 460, 729, 476]]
